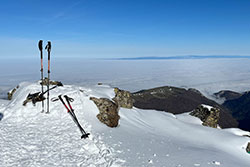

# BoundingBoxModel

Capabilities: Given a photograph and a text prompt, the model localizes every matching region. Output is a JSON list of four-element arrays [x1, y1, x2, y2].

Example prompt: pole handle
[[38, 40, 43, 53], [45, 41, 51, 60]]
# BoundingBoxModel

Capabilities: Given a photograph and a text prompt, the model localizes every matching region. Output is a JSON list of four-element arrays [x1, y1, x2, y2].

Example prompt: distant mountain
[[132, 86, 238, 128], [214, 90, 242, 101], [223, 91, 250, 131], [116, 55, 250, 60]]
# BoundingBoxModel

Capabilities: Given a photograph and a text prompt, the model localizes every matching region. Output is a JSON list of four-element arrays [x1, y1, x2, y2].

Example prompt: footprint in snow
[[212, 161, 221, 165], [148, 159, 153, 164]]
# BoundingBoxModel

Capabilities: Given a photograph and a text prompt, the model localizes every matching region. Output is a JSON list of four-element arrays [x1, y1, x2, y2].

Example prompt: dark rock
[[132, 86, 238, 128], [190, 105, 210, 122], [40, 78, 63, 86], [223, 91, 250, 131], [7, 85, 19, 100], [214, 90, 242, 101], [23, 86, 57, 106], [190, 105, 220, 128], [23, 92, 45, 106], [247, 143, 250, 154], [90, 97, 120, 127], [0, 113, 3, 121], [112, 87, 133, 109]]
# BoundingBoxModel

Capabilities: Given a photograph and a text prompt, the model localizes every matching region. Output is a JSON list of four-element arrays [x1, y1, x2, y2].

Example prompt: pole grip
[[46, 41, 51, 60], [38, 40, 43, 53]]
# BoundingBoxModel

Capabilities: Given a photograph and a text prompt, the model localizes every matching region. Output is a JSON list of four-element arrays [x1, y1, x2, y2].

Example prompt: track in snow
[[0, 83, 124, 167]]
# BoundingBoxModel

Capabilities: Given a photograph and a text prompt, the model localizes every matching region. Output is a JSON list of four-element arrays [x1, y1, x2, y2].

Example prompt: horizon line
[[110, 55, 250, 60]]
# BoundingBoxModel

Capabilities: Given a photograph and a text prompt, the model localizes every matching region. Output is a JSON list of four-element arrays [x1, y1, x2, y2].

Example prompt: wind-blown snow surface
[[0, 82, 250, 167]]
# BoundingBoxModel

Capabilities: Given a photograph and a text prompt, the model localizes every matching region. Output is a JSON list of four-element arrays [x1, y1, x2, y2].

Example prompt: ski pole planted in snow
[[64, 95, 90, 138], [38, 40, 44, 113], [51, 95, 90, 139], [45, 41, 51, 113]]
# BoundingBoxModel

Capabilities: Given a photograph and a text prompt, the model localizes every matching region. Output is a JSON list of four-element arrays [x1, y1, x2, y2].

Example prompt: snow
[[0, 82, 250, 167], [224, 128, 250, 137], [175, 112, 203, 125], [201, 104, 213, 111]]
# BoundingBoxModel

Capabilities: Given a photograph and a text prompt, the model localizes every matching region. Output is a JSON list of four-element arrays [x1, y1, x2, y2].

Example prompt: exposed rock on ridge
[[247, 143, 250, 154], [112, 87, 133, 109], [7, 85, 19, 100], [190, 105, 220, 128], [40, 78, 63, 86], [90, 97, 120, 128]]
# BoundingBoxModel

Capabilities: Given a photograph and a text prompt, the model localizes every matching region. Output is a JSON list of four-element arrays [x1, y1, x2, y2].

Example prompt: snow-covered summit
[[0, 82, 250, 167]]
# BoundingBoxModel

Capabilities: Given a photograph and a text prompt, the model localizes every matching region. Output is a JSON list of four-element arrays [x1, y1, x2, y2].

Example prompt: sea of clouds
[[1, 58, 250, 99]]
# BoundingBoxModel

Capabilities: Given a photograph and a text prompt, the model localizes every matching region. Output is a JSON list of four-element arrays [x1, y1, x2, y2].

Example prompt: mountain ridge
[[132, 86, 238, 129], [113, 55, 250, 60]]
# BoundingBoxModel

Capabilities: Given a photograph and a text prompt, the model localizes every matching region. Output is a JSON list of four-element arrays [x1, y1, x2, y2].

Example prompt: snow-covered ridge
[[0, 82, 250, 167]]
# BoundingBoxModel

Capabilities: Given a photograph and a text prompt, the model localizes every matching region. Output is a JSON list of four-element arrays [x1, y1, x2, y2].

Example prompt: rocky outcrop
[[23, 92, 45, 106], [0, 113, 3, 121], [190, 105, 220, 128], [132, 86, 238, 128], [247, 143, 250, 154], [90, 97, 120, 127], [7, 85, 19, 100], [40, 78, 63, 86], [112, 87, 133, 109]]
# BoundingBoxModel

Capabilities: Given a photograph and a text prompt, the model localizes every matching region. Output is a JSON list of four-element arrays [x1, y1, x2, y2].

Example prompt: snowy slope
[[0, 82, 250, 167]]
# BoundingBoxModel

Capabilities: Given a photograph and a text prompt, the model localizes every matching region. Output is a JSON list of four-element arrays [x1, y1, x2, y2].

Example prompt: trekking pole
[[64, 95, 77, 118], [45, 41, 51, 113], [38, 40, 44, 113], [52, 95, 90, 139], [62, 95, 90, 139], [64, 95, 90, 138]]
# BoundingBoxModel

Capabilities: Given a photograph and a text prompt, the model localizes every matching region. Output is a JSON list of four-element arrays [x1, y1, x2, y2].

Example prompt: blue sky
[[0, 0, 250, 58]]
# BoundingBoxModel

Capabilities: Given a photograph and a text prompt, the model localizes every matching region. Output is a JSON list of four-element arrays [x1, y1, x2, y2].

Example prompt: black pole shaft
[[41, 57, 44, 112], [68, 111, 87, 135], [47, 59, 50, 113], [38, 40, 44, 112], [46, 41, 51, 113], [58, 95, 89, 137]]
